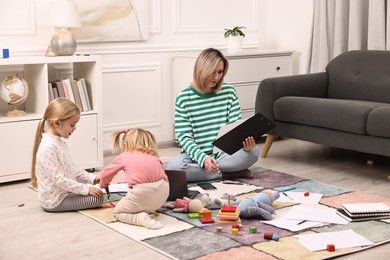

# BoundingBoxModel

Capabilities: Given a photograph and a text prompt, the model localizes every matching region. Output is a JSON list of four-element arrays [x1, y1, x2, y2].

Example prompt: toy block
[[221, 205, 237, 213], [264, 232, 279, 241], [232, 224, 240, 230], [200, 217, 215, 224], [216, 226, 223, 233], [249, 226, 257, 234], [198, 209, 212, 218], [327, 244, 335, 252], [232, 228, 239, 236], [188, 213, 201, 219]]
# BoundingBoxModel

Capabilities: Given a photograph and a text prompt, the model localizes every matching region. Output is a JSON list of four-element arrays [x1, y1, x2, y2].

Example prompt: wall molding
[[0, 0, 36, 36], [102, 63, 163, 133]]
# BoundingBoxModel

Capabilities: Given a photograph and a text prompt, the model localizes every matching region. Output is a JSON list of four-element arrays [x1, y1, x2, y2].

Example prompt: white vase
[[227, 36, 243, 53]]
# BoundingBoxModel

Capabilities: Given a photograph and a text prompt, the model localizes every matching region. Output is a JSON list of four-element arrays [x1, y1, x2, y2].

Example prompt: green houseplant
[[224, 26, 246, 38], [224, 26, 246, 52]]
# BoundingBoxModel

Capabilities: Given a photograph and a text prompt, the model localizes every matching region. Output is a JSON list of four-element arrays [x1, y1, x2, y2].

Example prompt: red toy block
[[327, 244, 335, 252], [200, 217, 215, 224], [304, 192, 310, 196], [221, 205, 237, 213], [232, 224, 240, 230]]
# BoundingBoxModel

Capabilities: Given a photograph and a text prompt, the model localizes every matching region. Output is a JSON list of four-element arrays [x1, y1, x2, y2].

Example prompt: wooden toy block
[[232, 228, 239, 236], [198, 209, 212, 218], [232, 224, 240, 230], [221, 205, 237, 213], [188, 213, 201, 219], [249, 226, 257, 234], [200, 217, 215, 224], [327, 244, 335, 252], [216, 226, 223, 233]]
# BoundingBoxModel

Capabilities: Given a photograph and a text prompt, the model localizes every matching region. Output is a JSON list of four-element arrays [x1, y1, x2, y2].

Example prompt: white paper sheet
[[277, 191, 323, 204], [296, 229, 374, 251], [284, 204, 349, 225]]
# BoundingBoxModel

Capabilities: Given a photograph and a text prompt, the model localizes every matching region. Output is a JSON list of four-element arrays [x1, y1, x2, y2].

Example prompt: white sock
[[137, 212, 163, 229]]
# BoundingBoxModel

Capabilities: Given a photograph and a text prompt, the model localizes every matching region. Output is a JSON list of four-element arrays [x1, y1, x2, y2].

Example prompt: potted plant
[[224, 26, 246, 52]]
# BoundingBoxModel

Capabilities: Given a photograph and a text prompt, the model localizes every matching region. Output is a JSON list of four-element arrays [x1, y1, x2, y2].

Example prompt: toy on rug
[[237, 191, 280, 220], [203, 193, 238, 209], [165, 197, 206, 213]]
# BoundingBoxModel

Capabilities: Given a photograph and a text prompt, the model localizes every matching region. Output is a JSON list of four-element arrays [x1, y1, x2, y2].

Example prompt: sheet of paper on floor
[[262, 206, 325, 231], [295, 229, 374, 252], [277, 191, 323, 204], [188, 181, 261, 198], [284, 204, 349, 225]]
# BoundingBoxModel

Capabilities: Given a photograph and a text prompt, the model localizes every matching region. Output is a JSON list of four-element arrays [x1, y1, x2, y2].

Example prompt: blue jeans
[[164, 146, 260, 182]]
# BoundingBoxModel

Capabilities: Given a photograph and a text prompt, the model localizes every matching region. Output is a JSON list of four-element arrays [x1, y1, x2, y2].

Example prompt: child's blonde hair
[[111, 128, 159, 157], [193, 48, 229, 93], [30, 98, 81, 188]]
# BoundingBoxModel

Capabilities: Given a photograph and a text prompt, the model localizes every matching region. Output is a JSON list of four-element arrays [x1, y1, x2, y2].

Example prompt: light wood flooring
[[1, 138, 390, 259]]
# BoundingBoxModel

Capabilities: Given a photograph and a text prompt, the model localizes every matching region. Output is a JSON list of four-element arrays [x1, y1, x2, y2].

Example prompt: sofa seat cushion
[[367, 106, 390, 138], [274, 96, 388, 134]]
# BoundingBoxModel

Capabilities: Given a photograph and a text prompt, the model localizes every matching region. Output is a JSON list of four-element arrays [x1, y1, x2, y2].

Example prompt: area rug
[[79, 169, 390, 260]]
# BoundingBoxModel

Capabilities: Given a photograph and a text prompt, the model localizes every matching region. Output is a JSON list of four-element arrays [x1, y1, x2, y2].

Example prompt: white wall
[[0, 0, 313, 150]]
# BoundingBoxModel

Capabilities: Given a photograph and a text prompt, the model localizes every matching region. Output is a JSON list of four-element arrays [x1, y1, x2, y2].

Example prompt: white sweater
[[36, 133, 96, 209]]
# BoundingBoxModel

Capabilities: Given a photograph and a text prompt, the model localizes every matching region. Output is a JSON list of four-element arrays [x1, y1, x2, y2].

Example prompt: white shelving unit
[[173, 50, 294, 118], [0, 55, 103, 183]]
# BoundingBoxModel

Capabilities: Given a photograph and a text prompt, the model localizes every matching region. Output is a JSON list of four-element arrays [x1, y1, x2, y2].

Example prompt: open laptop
[[165, 170, 199, 201]]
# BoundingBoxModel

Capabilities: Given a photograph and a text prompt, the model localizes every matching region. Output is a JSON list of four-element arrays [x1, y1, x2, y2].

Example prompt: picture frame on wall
[[68, 0, 149, 42]]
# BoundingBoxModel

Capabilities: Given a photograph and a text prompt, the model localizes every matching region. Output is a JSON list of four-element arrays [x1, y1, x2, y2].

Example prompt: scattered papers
[[189, 181, 260, 198], [284, 204, 349, 225], [262, 206, 324, 232], [93, 182, 128, 193], [277, 191, 323, 204], [296, 229, 374, 252]]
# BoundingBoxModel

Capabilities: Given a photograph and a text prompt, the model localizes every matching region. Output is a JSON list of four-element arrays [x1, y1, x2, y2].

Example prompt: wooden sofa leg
[[261, 134, 275, 158]]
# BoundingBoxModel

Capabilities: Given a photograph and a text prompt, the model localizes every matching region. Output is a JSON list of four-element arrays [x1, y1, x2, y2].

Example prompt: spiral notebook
[[341, 202, 390, 217]]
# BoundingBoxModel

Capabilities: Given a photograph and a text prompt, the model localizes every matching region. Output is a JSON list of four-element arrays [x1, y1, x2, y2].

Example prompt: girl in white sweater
[[31, 98, 103, 212]]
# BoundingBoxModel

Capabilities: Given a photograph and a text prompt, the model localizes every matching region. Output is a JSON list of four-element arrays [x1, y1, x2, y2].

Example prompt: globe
[[0, 74, 29, 117]]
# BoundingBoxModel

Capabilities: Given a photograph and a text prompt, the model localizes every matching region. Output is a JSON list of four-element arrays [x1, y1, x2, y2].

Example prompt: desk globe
[[0, 75, 29, 117]]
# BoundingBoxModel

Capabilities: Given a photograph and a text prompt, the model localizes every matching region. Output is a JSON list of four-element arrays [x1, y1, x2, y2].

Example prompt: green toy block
[[188, 213, 201, 219]]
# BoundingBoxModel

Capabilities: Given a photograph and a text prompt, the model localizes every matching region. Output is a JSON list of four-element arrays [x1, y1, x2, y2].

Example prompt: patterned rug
[[79, 169, 390, 260]]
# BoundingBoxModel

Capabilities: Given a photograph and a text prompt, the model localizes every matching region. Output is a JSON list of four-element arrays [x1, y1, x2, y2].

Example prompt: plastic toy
[[237, 191, 280, 220]]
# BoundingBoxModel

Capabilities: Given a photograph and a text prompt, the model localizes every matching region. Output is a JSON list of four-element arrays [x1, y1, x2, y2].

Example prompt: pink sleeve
[[99, 155, 124, 188]]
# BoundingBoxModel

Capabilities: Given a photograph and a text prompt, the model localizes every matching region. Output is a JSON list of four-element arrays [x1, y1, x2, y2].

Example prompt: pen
[[297, 220, 307, 225], [283, 192, 294, 201], [277, 187, 296, 193], [105, 186, 110, 200]]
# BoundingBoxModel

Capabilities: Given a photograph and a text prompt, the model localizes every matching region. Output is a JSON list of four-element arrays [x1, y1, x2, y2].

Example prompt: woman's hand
[[204, 156, 220, 173], [243, 136, 256, 151], [88, 186, 103, 197]]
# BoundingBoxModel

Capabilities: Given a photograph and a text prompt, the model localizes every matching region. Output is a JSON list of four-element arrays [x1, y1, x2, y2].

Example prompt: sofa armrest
[[255, 72, 328, 122]]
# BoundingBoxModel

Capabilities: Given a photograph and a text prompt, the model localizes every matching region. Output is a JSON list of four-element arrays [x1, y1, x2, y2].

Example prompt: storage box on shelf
[[0, 55, 103, 183], [173, 50, 294, 118]]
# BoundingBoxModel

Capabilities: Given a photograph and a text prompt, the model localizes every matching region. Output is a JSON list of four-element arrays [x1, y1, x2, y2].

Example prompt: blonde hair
[[30, 98, 81, 188], [193, 48, 229, 92], [111, 128, 159, 157]]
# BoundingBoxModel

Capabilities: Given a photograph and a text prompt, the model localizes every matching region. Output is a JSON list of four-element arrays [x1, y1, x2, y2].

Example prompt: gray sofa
[[255, 50, 390, 159]]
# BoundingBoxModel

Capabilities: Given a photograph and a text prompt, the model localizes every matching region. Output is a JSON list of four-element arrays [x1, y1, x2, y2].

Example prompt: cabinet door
[[0, 120, 38, 182], [66, 113, 99, 169]]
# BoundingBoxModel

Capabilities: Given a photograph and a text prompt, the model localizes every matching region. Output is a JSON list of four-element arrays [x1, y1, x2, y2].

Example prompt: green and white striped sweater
[[175, 84, 242, 167]]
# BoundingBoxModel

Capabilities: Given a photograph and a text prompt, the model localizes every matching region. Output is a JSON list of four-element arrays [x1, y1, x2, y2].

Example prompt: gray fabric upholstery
[[255, 50, 390, 157]]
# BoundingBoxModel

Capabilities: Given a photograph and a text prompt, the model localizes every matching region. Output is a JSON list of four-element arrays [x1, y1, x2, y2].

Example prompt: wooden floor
[[2, 138, 390, 259]]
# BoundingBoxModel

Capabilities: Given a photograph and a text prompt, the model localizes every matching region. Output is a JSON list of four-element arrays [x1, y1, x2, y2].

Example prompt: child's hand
[[93, 176, 100, 184], [88, 186, 103, 197]]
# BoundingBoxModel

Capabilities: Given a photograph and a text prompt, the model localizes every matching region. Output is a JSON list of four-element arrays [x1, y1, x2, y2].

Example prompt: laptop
[[165, 170, 199, 201]]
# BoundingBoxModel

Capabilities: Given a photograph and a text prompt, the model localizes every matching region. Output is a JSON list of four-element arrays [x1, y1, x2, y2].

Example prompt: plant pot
[[227, 36, 243, 53]]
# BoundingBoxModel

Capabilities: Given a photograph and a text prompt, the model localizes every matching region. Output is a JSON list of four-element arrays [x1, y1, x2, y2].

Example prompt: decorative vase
[[227, 36, 243, 53]]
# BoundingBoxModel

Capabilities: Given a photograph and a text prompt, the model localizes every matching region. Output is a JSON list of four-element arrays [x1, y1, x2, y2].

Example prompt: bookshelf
[[0, 55, 103, 183]]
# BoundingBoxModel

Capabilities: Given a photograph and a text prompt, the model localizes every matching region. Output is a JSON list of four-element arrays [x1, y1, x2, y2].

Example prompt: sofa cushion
[[326, 50, 390, 103], [366, 106, 390, 138], [274, 96, 387, 134]]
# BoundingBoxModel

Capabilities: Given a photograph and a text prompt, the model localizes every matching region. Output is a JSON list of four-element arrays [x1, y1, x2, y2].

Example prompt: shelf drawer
[[235, 82, 259, 110], [0, 120, 38, 179], [225, 55, 292, 84]]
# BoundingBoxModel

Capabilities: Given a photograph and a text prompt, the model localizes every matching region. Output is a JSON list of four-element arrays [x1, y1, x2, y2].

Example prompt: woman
[[165, 48, 260, 182]]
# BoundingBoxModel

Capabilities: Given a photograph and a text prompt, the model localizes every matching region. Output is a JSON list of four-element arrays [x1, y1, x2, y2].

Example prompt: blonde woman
[[31, 98, 103, 212], [165, 48, 260, 182], [99, 128, 169, 229]]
